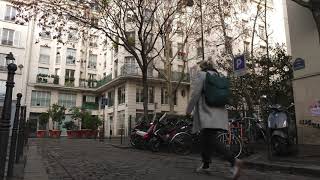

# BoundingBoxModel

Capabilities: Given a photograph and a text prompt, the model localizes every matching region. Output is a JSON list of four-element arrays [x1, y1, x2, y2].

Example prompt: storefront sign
[[293, 58, 305, 71], [309, 101, 320, 116]]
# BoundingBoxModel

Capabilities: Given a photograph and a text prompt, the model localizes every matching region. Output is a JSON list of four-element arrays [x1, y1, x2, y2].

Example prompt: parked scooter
[[130, 113, 166, 149], [261, 95, 298, 155]]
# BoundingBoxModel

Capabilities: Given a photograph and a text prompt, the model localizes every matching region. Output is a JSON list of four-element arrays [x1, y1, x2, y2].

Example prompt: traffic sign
[[233, 55, 246, 76]]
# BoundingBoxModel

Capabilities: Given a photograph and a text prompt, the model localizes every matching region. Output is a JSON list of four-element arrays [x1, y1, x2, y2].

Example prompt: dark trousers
[[200, 128, 235, 166]]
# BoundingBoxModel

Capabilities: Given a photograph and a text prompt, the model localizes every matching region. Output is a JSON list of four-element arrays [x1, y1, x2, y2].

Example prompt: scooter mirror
[[261, 95, 267, 99]]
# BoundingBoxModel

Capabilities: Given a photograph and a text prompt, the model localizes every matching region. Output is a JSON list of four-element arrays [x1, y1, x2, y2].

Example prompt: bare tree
[[12, 0, 190, 120]]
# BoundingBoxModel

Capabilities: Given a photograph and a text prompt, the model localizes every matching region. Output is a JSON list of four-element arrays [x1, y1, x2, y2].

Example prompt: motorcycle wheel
[[130, 134, 142, 149], [170, 133, 192, 155], [149, 137, 161, 152], [271, 136, 287, 155]]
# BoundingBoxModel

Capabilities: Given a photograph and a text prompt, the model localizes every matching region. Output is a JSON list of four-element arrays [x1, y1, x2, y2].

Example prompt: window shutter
[[14, 31, 21, 47], [0, 28, 2, 43], [0, 5, 4, 20]]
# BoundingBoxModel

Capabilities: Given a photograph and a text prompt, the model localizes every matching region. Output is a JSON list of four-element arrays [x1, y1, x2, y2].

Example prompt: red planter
[[67, 130, 77, 138], [49, 130, 61, 138], [80, 129, 99, 138], [37, 130, 46, 138]]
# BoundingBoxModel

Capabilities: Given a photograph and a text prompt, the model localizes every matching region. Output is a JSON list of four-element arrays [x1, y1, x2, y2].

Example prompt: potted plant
[[81, 111, 102, 138], [37, 113, 49, 138], [69, 107, 83, 138], [48, 104, 66, 138], [63, 121, 78, 138]]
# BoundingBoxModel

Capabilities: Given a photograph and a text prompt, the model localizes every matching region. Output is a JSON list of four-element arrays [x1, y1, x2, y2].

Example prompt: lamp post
[[7, 93, 22, 177], [0, 52, 17, 179], [186, 0, 204, 61]]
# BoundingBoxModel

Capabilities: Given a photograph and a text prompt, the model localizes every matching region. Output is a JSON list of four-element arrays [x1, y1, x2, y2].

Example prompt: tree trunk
[[168, 65, 174, 114], [142, 69, 149, 122]]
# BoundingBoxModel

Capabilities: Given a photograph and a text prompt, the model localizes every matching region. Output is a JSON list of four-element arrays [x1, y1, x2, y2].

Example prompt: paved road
[[30, 138, 318, 180]]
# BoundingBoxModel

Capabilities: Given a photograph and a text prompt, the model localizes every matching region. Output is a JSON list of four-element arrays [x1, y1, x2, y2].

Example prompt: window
[[1, 28, 20, 47], [144, 9, 153, 22], [40, 30, 51, 39], [65, 69, 75, 87], [58, 93, 76, 108], [56, 47, 61, 64], [196, 39, 203, 57], [107, 90, 114, 107], [117, 110, 125, 135], [39, 46, 51, 64], [161, 88, 177, 105], [31, 91, 51, 107], [161, 88, 169, 104], [0, 53, 7, 69], [89, 35, 98, 47], [176, 21, 184, 35], [0, 80, 6, 99], [55, 68, 60, 75], [88, 73, 96, 87], [86, 95, 96, 102], [136, 87, 154, 103], [117, 86, 125, 105], [127, 11, 134, 22], [259, 25, 265, 39], [177, 43, 184, 60], [88, 54, 97, 69], [68, 29, 78, 41], [38, 67, 49, 75], [4, 5, 17, 21], [125, 31, 135, 46], [66, 48, 76, 65], [178, 65, 184, 72], [244, 41, 250, 52]]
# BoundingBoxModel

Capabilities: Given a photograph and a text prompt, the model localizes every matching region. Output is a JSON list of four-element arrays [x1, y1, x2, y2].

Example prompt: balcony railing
[[96, 74, 112, 87], [37, 74, 59, 84], [158, 70, 190, 82], [82, 102, 99, 110], [79, 79, 98, 88], [120, 64, 153, 77]]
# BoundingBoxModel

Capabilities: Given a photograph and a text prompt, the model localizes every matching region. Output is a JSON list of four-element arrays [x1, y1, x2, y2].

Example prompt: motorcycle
[[148, 115, 191, 152], [262, 95, 298, 155], [130, 113, 166, 149]]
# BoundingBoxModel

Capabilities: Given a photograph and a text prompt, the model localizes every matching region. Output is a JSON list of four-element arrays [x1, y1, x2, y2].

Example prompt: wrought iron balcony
[[36, 74, 60, 84]]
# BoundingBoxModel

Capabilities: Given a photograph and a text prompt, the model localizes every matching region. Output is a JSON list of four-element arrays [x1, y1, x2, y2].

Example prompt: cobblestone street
[[26, 138, 318, 180]]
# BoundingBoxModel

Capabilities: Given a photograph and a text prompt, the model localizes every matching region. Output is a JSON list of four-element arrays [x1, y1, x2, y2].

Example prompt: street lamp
[[0, 52, 17, 179], [5, 52, 15, 65], [186, 0, 205, 62]]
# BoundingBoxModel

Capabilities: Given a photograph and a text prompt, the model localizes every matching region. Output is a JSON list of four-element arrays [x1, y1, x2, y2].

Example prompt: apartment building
[[0, 0, 288, 137], [283, 0, 320, 145], [0, 0, 33, 104]]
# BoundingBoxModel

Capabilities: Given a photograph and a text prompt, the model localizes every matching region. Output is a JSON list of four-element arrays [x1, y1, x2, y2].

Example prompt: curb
[[110, 144, 132, 149], [243, 160, 320, 178]]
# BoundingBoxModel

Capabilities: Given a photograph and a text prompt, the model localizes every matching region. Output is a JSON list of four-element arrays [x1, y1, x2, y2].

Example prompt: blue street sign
[[233, 55, 246, 76], [293, 58, 305, 71]]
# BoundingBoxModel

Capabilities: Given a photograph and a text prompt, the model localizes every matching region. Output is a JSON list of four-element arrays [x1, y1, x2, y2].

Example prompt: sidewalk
[[242, 145, 320, 177], [23, 141, 49, 180], [100, 136, 131, 148]]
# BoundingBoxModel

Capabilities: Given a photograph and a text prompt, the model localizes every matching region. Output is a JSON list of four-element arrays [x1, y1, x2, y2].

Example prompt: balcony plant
[[48, 104, 66, 138], [37, 113, 49, 138]]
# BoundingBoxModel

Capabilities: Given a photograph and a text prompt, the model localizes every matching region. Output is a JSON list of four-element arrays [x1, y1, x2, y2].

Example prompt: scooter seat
[[136, 130, 148, 136]]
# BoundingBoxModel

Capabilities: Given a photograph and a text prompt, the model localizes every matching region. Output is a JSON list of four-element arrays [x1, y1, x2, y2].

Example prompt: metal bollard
[[7, 94, 22, 177], [16, 106, 26, 163], [0, 63, 17, 180]]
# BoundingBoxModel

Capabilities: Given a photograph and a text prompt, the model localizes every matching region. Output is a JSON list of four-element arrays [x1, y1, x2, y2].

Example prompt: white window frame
[[58, 93, 77, 108], [1, 28, 20, 47], [39, 46, 51, 64], [4, 5, 17, 21], [31, 91, 51, 107], [88, 54, 97, 69], [66, 48, 76, 65]]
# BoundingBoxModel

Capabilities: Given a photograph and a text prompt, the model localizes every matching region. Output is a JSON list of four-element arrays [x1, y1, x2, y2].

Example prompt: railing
[[120, 64, 153, 77], [82, 102, 99, 110], [157, 70, 190, 82], [79, 79, 98, 88], [37, 74, 59, 85], [96, 74, 112, 87]]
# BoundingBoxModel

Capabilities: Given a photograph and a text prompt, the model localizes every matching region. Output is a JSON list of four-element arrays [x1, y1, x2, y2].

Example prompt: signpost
[[233, 55, 246, 77]]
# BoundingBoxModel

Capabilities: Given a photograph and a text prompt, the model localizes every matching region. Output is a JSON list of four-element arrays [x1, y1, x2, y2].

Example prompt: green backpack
[[203, 72, 230, 107]]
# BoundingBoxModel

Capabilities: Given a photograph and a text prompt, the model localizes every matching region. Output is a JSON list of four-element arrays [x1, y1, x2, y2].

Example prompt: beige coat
[[186, 71, 228, 133]]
